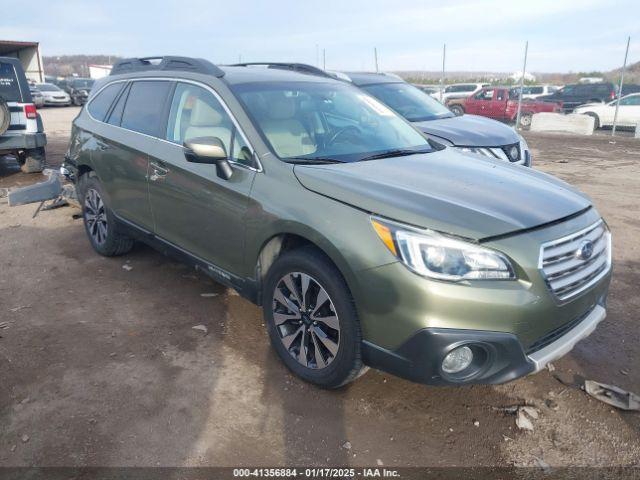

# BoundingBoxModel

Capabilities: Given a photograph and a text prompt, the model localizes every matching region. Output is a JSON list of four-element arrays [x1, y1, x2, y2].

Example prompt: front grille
[[526, 306, 594, 354], [539, 220, 611, 301]]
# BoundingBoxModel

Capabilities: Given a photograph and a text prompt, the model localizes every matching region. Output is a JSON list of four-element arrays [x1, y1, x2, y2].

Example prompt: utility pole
[[315, 44, 319, 67], [515, 40, 528, 130], [440, 44, 446, 103], [374, 47, 379, 73], [612, 36, 631, 137], [323, 49, 326, 70]]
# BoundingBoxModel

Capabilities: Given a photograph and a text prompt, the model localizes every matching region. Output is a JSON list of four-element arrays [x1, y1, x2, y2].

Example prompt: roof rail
[[110, 56, 225, 77], [228, 62, 333, 78]]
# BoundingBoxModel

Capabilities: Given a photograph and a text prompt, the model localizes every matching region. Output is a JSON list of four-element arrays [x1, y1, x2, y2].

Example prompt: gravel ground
[[0, 107, 639, 468]]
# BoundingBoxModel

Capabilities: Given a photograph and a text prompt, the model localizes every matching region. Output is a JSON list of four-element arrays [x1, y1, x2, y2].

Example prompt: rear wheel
[[519, 113, 533, 128], [20, 148, 45, 173], [449, 104, 464, 116], [263, 247, 364, 388], [78, 173, 134, 256]]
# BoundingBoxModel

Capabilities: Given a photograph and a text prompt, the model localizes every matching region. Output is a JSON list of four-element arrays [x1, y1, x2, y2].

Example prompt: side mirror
[[184, 136, 233, 180]]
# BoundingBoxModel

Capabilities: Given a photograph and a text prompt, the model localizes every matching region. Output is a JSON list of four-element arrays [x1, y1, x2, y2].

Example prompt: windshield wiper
[[286, 157, 345, 165], [358, 149, 430, 162]]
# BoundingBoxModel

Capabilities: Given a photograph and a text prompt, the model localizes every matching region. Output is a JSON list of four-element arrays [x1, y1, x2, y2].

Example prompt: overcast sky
[[3, 0, 639, 72]]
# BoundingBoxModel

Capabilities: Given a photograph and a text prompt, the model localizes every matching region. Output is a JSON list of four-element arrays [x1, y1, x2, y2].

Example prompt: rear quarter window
[[0, 62, 22, 102], [88, 83, 124, 121], [120, 81, 172, 137]]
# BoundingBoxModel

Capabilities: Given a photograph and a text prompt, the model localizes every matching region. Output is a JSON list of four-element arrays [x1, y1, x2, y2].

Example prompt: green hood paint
[[294, 150, 591, 240]]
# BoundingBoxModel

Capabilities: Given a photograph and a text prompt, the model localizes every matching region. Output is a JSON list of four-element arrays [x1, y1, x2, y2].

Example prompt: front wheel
[[584, 112, 600, 129], [263, 247, 365, 388], [449, 105, 464, 116], [78, 173, 134, 257]]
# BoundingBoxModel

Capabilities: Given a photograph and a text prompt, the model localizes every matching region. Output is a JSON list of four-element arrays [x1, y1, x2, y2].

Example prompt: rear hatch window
[[0, 62, 22, 102]]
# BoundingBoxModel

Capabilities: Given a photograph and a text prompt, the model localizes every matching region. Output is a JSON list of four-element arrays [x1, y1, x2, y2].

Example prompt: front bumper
[[362, 301, 606, 385], [44, 98, 71, 105], [0, 132, 47, 152]]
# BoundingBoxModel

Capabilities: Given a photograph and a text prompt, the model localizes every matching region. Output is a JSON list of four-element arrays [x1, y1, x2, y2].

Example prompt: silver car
[[29, 86, 45, 107], [36, 83, 71, 106]]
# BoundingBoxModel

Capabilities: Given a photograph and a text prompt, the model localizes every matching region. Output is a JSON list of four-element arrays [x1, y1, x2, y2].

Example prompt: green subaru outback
[[63, 57, 611, 388]]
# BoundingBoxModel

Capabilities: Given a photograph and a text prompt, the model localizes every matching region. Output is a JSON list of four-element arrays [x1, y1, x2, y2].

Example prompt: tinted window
[[361, 82, 453, 122], [166, 83, 253, 166], [0, 62, 21, 102], [475, 89, 494, 100], [88, 83, 123, 121], [121, 81, 172, 136], [106, 84, 129, 126], [529, 86, 543, 94], [620, 95, 640, 106]]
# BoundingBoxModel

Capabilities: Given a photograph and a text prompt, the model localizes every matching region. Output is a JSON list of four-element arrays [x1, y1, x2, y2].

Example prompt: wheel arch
[[252, 228, 357, 307]]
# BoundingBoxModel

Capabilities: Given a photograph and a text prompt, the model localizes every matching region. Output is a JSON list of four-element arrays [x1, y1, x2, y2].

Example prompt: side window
[[620, 95, 640, 106], [106, 83, 130, 126], [121, 81, 172, 137], [475, 89, 494, 101], [166, 83, 253, 166], [496, 90, 506, 101], [462, 85, 476, 92], [87, 83, 123, 121]]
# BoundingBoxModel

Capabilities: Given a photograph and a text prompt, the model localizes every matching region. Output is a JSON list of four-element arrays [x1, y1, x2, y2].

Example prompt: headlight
[[519, 134, 532, 167], [371, 218, 515, 281]]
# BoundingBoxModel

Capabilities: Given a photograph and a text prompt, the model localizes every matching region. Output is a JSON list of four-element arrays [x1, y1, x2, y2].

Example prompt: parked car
[[0, 57, 47, 173], [436, 83, 490, 102], [538, 82, 617, 112], [574, 93, 640, 129], [64, 56, 611, 389], [451, 86, 562, 127], [61, 77, 95, 105], [335, 72, 532, 166], [35, 83, 72, 106], [520, 85, 559, 99], [619, 84, 640, 96], [29, 86, 45, 108]]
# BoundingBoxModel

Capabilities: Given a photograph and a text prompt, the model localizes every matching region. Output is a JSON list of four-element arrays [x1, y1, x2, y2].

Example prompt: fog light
[[442, 346, 473, 374]]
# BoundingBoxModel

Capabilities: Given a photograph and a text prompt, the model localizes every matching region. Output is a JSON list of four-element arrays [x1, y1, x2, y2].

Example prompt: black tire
[[78, 172, 134, 257], [584, 112, 600, 129], [20, 147, 46, 173], [0, 97, 9, 135], [263, 246, 364, 389], [519, 113, 533, 128], [449, 104, 464, 116]]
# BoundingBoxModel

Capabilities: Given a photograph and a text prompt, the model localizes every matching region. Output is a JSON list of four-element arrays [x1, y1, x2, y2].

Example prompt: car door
[[616, 95, 640, 126], [467, 88, 495, 117], [147, 81, 257, 275], [88, 80, 172, 231]]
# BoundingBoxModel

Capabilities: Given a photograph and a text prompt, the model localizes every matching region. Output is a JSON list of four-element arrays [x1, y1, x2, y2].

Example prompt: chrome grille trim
[[539, 220, 611, 302]]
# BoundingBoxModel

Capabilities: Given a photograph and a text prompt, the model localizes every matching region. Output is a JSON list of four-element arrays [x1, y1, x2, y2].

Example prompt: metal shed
[[0, 40, 44, 83]]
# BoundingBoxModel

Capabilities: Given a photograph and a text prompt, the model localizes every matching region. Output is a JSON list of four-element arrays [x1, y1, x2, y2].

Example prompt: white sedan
[[35, 83, 71, 107], [575, 93, 640, 129]]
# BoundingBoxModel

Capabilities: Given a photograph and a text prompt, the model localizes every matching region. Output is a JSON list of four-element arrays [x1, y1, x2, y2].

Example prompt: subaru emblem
[[576, 240, 594, 260]]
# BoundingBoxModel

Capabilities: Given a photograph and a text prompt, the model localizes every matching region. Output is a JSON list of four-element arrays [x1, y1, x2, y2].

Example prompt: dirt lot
[[1, 107, 639, 468]]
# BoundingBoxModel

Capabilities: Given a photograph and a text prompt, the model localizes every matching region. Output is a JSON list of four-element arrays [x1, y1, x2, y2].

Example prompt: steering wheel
[[326, 126, 362, 147]]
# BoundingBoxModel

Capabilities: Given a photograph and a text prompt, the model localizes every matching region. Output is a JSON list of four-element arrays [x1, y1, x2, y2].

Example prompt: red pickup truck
[[449, 87, 562, 127]]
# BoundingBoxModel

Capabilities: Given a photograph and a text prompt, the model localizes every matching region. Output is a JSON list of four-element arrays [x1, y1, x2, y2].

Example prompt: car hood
[[294, 150, 591, 240], [413, 114, 519, 147]]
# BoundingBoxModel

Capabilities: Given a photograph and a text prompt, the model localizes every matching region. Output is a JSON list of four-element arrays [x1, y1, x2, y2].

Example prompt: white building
[[0, 40, 44, 82], [510, 71, 536, 82]]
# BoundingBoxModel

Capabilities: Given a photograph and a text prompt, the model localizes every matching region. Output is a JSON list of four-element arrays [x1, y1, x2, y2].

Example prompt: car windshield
[[71, 79, 94, 89], [361, 82, 454, 122], [233, 81, 432, 162], [37, 84, 62, 92]]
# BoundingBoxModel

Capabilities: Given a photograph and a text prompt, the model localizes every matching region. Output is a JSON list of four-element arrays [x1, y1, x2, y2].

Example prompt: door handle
[[149, 162, 169, 181]]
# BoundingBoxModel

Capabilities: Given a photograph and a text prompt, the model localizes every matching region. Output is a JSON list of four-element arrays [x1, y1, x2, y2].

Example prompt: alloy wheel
[[272, 272, 340, 369], [84, 188, 108, 245]]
